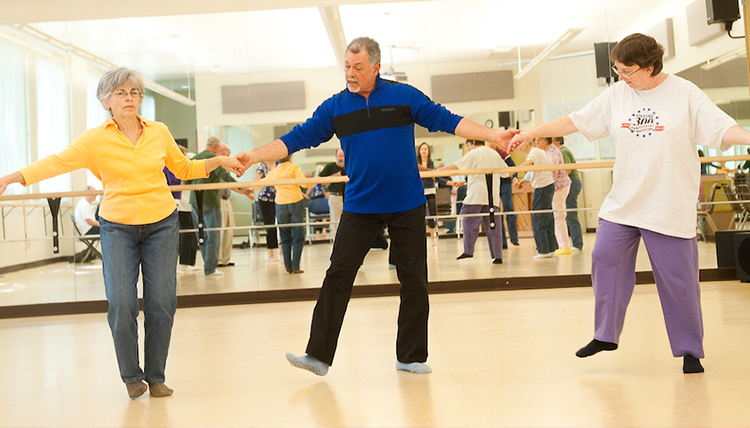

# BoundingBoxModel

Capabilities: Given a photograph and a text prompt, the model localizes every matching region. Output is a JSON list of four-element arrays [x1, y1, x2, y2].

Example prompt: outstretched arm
[[508, 116, 579, 152], [236, 139, 289, 171], [0, 171, 26, 195], [722, 125, 750, 149]]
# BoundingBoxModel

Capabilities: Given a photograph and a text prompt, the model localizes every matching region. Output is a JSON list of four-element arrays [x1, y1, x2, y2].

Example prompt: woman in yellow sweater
[[0, 67, 244, 399], [263, 154, 310, 273]]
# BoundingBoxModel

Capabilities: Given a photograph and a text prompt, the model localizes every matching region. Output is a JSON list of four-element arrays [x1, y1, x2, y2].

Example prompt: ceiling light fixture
[[700, 47, 746, 71], [12, 24, 196, 107], [514, 27, 585, 80]]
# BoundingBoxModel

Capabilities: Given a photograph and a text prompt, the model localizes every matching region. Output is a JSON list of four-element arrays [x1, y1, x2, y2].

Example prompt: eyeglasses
[[111, 89, 144, 98], [611, 65, 641, 78]]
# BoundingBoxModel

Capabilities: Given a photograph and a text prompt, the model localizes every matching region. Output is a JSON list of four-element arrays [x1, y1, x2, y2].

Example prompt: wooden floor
[[1, 281, 750, 427]]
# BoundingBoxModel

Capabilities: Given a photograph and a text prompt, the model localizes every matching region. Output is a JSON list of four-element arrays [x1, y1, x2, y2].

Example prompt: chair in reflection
[[435, 187, 453, 235], [306, 198, 331, 243], [69, 214, 102, 262], [697, 182, 723, 241]]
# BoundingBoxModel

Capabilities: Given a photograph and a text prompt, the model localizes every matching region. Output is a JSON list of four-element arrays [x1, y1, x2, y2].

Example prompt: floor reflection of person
[[0, 67, 244, 398]]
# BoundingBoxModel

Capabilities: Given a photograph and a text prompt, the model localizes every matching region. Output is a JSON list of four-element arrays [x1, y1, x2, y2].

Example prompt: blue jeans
[[531, 184, 556, 255], [277, 200, 306, 270], [191, 203, 221, 275], [500, 180, 518, 246], [566, 177, 584, 250], [100, 210, 178, 385]]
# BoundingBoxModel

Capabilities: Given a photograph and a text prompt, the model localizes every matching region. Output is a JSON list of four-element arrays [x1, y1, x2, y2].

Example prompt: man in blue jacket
[[238, 37, 516, 376]]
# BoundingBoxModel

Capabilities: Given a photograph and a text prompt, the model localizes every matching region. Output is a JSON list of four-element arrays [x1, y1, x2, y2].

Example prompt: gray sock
[[396, 361, 432, 374], [285, 352, 329, 376]]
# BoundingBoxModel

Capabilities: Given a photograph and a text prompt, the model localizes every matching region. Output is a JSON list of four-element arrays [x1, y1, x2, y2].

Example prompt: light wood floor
[[1, 280, 750, 427]]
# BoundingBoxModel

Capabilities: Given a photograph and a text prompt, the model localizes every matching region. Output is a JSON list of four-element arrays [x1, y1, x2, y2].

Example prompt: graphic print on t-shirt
[[620, 108, 664, 138]]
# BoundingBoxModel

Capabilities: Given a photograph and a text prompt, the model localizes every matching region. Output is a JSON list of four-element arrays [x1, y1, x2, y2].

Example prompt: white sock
[[396, 361, 432, 374], [285, 352, 329, 376]]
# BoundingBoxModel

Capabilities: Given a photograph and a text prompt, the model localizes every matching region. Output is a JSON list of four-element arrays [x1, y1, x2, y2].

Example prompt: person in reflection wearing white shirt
[[75, 185, 100, 235], [440, 139, 506, 264]]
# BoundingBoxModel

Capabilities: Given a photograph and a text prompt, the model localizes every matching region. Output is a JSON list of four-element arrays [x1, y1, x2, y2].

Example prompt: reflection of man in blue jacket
[[238, 37, 517, 376]]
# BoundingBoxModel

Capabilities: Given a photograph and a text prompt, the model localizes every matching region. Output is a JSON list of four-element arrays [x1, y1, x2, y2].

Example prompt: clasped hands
[[490, 128, 532, 153], [219, 151, 258, 178]]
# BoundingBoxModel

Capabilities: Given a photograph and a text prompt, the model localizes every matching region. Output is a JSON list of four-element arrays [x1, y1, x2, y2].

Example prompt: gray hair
[[97, 67, 145, 110], [207, 136, 223, 147], [346, 37, 381, 66]]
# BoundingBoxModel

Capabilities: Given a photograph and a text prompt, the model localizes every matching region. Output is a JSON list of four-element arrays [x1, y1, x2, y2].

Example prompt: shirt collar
[[103, 115, 150, 129]]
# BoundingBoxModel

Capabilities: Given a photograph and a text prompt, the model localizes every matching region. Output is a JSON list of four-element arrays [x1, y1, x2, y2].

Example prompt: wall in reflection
[[1, 0, 749, 306]]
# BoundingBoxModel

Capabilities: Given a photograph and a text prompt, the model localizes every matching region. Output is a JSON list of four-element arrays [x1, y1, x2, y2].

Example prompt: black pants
[[178, 210, 198, 266], [258, 200, 278, 249], [425, 193, 437, 229], [306, 205, 429, 365]]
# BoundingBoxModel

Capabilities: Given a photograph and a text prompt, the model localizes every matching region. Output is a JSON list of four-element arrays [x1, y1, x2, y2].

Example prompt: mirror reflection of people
[[538, 137, 572, 255], [73, 185, 101, 262], [254, 162, 280, 262], [417, 142, 439, 247], [237, 36, 517, 377], [319, 148, 346, 237], [512, 139, 555, 259], [552, 137, 583, 251], [75, 185, 101, 236], [440, 139, 506, 264], [262, 154, 310, 274], [509, 33, 750, 374], [186, 137, 252, 277], [0, 67, 245, 398]]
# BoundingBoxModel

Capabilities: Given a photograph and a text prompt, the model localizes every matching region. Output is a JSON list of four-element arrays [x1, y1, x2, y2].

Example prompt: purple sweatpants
[[460, 204, 503, 259], [591, 219, 704, 358]]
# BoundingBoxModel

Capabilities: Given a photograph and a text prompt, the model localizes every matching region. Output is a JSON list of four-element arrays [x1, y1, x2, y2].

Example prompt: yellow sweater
[[264, 161, 308, 204], [20, 117, 208, 225]]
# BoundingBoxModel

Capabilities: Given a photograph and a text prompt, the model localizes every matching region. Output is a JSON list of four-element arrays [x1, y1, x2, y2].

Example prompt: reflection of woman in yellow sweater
[[264, 154, 310, 273], [0, 68, 243, 399]]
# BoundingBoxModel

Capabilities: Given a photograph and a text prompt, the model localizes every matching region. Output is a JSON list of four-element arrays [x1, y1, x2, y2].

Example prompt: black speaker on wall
[[594, 42, 618, 80], [705, 0, 740, 25], [498, 111, 511, 128], [733, 232, 750, 282]]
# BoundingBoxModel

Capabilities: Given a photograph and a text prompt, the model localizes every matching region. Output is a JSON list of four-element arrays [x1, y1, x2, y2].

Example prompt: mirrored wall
[[1, 0, 748, 308]]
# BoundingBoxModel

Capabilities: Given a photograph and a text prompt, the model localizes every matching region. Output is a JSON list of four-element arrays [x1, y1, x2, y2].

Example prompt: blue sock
[[285, 352, 329, 376], [396, 361, 432, 374]]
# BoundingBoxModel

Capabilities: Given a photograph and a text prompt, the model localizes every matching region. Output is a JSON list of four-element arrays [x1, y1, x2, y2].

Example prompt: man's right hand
[[236, 151, 255, 170]]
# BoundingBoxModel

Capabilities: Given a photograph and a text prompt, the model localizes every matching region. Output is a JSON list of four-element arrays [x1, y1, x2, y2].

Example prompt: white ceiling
[[5, 0, 715, 84]]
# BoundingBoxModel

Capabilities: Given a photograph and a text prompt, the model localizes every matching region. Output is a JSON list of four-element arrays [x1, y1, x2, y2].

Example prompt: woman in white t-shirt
[[540, 138, 572, 255], [508, 33, 750, 374]]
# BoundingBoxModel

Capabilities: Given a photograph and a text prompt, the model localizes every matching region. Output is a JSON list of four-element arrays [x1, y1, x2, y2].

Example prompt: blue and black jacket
[[280, 76, 463, 214]]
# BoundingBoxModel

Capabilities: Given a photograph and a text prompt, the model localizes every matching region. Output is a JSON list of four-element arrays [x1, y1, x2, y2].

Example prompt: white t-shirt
[[74, 198, 97, 234], [525, 147, 554, 189], [454, 145, 507, 206], [569, 75, 736, 238]]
